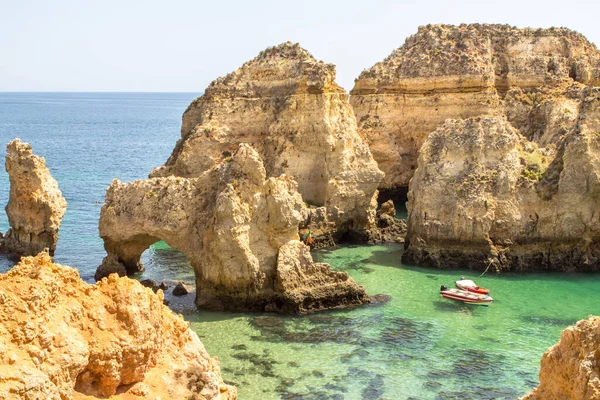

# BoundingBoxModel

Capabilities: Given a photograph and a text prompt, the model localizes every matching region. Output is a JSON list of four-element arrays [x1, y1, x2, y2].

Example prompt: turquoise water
[[1, 93, 599, 399]]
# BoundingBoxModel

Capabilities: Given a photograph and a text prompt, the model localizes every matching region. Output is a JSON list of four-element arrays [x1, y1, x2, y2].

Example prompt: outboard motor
[[440, 285, 448, 291]]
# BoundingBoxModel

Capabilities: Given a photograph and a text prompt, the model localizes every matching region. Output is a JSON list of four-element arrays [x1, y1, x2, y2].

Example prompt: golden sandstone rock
[[96, 144, 369, 312], [522, 316, 600, 399], [151, 42, 383, 233], [351, 24, 600, 192], [0, 252, 236, 400], [351, 24, 600, 271], [1, 139, 66, 257]]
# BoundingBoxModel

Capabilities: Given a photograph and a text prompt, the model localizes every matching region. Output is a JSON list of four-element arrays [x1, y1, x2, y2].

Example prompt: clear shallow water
[[1, 93, 599, 399]]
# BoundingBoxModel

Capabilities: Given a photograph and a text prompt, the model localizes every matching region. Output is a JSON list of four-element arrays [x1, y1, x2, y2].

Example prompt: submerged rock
[[351, 24, 600, 192], [151, 42, 383, 234], [522, 316, 600, 399], [0, 252, 236, 399], [0, 139, 67, 257], [172, 282, 189, 296], [96, 143, 369, 312]]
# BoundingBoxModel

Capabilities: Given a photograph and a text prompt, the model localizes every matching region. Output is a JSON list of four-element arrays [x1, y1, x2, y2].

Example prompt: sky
[[1, 0, 600, 92]]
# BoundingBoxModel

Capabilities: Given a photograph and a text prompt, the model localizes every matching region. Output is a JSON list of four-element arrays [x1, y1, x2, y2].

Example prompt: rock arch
[[95, 144, 369, 312]]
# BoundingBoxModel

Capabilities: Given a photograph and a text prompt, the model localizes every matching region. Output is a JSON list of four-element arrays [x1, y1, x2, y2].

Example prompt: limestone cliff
[[151, 42, 383, 232], [96, 144, 369, 312], [403, 110, 600, 271], [351, 24, 600, 191], [0, 139, 67, 257], [0, 252, 236, 400], [522, 316, 600, 399]]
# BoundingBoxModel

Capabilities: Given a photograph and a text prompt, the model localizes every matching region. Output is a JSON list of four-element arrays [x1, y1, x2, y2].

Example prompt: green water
[[139, 243, 600, 399]]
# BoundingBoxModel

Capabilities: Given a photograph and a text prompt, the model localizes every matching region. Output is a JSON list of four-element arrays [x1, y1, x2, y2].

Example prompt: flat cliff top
[[353, 24, 600, 88]]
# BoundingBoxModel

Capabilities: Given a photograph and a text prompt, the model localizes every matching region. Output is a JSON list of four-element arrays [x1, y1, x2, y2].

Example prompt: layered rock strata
[[0, 139, 67, 257], [522, 316, 600, 399], [0, 252, 236, 400], [351, 24, 600, 191], [96, 144, 369, 312], [151, 42, 383, 233], [403, 109, 600, 271]]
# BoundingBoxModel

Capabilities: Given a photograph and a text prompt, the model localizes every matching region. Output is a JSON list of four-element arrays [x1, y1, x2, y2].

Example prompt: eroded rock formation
[[0, 139, 67, 257], [151, 42, 383, 233], [96, 144, 369, 312], [351, 24, 600, 192], [0, 252, 236, 399], [404, 109, 600, 271], [522, 316, 600, 399]]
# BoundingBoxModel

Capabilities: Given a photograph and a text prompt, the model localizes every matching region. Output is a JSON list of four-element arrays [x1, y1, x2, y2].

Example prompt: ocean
[[1, 92, 598, 399]]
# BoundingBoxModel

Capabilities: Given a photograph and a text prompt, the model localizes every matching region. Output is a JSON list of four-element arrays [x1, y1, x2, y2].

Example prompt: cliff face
[[96, 144, 369, 312], [351, 24, 600, 191], [0, 252, 236, 400], [1, 139, 67, 257], [404, 105, 600, 270], [522, 316, 600, 400], [151, 42, 383, 232]]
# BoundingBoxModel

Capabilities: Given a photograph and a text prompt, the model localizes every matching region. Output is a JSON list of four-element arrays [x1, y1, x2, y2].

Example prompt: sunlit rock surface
[[522, 316, 600, 400], [404, 108, 600, 271], [151, 42, 383, 233], [97, 144, 369, 312], [1, 139, 67, 257], [351, 24, 600, 191], [0, 252, 237, 400]]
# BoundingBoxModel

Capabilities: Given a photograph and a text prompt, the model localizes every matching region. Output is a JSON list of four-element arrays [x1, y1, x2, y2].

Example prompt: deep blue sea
[[1, 93, 599, 399], [0, 92, 199, 278]]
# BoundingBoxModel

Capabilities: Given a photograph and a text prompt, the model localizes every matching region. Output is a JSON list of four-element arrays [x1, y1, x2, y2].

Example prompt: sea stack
[[0, 139, 67, 257], [96, 144, 369, 312], [151, 42, 383, 234], [0, 252, 237, 399], [351, 24, 600, 194]]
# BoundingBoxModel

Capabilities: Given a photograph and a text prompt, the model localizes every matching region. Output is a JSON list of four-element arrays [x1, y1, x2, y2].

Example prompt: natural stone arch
[[96, 144, 369, 312]]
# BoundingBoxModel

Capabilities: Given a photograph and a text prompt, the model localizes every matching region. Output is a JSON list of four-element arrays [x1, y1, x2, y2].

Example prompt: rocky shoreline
[[1, 22, 600, 399], [0, 253, 236, 399]]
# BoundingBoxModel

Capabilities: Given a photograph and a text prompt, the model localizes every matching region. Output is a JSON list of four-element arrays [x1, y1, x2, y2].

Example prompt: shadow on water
[[0, 253, 18, 274], [433, 301, 476, 314], [521, 315, 578, 327], [366, 246, 405, 268]]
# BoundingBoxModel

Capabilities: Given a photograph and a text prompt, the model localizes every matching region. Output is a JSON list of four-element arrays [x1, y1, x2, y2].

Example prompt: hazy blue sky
[[2, 0, 599, 92]]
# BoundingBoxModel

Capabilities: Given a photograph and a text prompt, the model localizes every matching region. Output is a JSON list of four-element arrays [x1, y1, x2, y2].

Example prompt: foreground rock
[[522, 316, 600, 399], [151, 42, 383, 234], [351, 24, 600, 192], [0, 139, 67, 257], [0, 252, 236, 399], [96, 144, 369, 312]]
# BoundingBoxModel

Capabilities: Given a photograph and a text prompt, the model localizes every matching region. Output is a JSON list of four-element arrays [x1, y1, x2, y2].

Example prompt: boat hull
[[440, 289, 494, 306], [455, 280, 490, 295]]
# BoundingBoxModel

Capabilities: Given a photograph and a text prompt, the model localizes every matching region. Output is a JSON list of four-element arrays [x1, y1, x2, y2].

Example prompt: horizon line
[[0, 91, 204, 94]]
